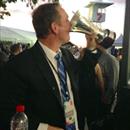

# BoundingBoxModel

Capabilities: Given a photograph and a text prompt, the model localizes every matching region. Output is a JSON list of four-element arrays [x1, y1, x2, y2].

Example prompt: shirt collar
[[38, 41, 61, 62]]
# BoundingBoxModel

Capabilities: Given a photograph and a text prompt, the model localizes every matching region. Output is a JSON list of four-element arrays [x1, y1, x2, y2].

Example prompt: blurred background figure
[[61, 41, 81, 59], [9, 43, 23, 60], [96, 36, 120, 130], [0, 42, 9, 66], [0, 48, 8, 67], [79, 33, 105, 130]]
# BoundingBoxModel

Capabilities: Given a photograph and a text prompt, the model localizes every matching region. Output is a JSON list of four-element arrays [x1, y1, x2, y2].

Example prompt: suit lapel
[[31, 42, 63, 107], [62, 56, 77, 94]]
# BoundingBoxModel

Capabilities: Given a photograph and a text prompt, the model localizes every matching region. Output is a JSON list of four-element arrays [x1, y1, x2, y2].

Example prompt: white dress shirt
[[37, 42, 79, 130]]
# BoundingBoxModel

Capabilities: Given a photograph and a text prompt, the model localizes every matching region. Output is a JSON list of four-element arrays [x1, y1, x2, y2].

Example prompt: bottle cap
[[16, 105, 25, 112]]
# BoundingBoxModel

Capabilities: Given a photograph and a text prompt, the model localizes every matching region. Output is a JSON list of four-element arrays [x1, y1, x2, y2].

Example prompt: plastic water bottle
[[10, 105, 28, 130]]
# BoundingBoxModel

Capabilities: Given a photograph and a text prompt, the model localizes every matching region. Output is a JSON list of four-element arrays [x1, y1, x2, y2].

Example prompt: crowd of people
[[0, 42, 30, 66], [0, 2, 124, 130]]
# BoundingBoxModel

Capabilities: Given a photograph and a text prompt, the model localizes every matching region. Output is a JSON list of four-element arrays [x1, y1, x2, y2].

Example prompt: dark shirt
[[79, 48, 102, 124]]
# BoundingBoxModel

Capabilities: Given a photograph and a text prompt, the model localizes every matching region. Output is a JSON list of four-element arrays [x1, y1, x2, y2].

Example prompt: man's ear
[[51, 22, 59, 34]]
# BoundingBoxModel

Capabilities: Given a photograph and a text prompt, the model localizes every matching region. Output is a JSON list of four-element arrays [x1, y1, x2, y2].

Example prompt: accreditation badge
[[64, 99, 75, 125]]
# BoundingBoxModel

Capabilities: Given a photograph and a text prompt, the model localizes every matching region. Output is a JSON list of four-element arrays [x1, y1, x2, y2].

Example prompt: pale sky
[[0, 0, 126, 47]]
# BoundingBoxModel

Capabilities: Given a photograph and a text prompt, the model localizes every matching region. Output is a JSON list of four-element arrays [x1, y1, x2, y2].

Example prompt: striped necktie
[[55, 52, 70, 101], [55, 52, 76, 130]]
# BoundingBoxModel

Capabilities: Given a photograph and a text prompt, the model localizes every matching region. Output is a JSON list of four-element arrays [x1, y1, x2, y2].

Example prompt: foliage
[[0, 0, 17, 19], [0, 0, 59, 19], [32, 0, 37, 5], [0, 0, 39, 18]]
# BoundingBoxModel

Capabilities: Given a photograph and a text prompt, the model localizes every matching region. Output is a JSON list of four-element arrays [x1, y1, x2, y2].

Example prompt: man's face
[[56, 7, 71, 44], [85, 33, 97, 49]]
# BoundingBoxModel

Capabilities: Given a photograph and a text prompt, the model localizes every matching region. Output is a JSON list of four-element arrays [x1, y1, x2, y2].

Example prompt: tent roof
[[0, 26, 36, 44], [114, 34, 123, 46]]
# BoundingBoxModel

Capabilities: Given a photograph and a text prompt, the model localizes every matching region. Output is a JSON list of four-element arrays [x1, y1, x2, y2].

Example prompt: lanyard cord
[[47, 56, 67, 85]]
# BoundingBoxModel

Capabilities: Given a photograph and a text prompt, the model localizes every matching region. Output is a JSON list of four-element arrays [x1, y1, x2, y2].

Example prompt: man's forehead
[[57, 6, 68, 18]]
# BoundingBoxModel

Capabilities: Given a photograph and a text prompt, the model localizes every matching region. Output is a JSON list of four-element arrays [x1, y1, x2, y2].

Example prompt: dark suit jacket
[[0, 41, 83, 130]]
